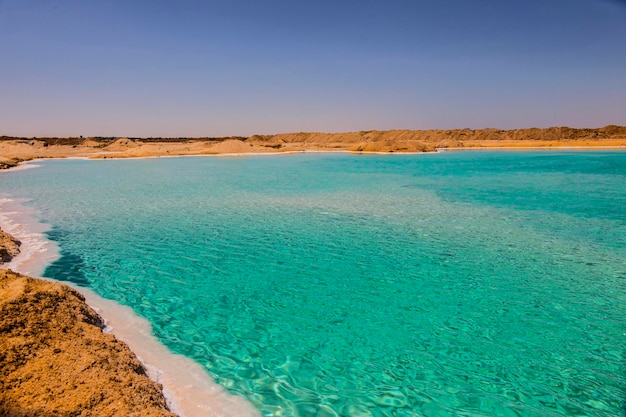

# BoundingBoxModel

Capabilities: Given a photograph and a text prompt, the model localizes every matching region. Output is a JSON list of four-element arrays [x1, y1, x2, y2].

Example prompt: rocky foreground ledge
[[0, 229, 178, 417], [0, 229, 21, 264]]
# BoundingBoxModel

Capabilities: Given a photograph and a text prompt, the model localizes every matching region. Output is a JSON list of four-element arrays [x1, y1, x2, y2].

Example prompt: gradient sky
[[1, 0, 625, 137]]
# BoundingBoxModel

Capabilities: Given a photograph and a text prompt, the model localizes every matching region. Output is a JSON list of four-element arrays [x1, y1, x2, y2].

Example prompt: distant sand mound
[[106, 138, 138, 151], [208, 139, 254, 154], [80, 139, 105, 147]]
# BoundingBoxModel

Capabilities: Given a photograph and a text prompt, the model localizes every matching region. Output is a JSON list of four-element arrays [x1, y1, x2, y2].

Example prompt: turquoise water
[[1, 151, 625, 416]]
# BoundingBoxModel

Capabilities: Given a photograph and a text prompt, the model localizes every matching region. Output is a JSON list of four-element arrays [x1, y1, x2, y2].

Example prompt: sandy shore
[[1, 126, 625, 165], [0, 228, 179, 417], [0, 219, 259, 417]]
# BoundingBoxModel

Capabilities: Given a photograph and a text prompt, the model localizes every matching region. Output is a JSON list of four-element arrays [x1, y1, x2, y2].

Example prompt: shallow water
[[1, 151, 625, 416]]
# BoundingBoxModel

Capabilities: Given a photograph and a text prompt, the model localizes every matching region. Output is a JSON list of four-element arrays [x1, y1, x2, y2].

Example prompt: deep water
[[1, 151, 625, 416]]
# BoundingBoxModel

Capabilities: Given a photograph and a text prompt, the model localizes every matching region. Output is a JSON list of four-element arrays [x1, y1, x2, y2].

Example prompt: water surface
[[1, 151, 625, 416]]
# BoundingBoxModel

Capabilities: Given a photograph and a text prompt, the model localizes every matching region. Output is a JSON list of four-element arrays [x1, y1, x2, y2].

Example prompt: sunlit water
[[1, 152, 625, 416]]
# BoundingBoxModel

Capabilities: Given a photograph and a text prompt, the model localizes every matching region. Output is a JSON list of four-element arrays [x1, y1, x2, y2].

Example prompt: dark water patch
[[44, 227, 90, 286], [45, 227, 66, 242], [44, 252, 90, 287]]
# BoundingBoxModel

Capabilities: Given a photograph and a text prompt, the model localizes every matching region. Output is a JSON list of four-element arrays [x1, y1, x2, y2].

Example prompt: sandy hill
[[0, 125, 625, 163]]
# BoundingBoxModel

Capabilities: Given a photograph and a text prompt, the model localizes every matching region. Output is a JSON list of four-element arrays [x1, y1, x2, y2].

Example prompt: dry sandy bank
[[1, 125, 625, 164], [0, 268, 180, 417]]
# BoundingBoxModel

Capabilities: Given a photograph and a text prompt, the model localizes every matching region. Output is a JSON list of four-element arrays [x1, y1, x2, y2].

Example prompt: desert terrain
[[1, 126, 625, 168]]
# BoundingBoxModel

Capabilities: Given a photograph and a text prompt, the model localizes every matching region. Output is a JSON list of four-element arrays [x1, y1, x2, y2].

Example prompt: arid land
[[1, 125, 625, 169]]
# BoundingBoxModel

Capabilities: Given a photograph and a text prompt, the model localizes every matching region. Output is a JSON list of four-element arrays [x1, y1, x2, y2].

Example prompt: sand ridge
[[1, 125, 625, 164]]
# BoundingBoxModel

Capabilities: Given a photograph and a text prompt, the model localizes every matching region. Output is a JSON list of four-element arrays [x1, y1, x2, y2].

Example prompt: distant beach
[[1, 126, 625, 166]]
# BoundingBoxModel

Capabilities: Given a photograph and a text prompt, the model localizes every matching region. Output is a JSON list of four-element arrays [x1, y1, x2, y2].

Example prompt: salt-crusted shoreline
[[0, 225, 178, 416], [0, 218, 259, 417]]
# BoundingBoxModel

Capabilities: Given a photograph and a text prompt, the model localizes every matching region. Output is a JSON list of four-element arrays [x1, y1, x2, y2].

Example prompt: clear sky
[[1, 0, 625, 137]]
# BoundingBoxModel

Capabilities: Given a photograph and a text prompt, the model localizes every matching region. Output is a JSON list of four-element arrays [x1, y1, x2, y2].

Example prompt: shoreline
[[1, 125, 625, 165], [4, 144, 626, 173], [0, 269, 179, 417], [0, 199, 259, 417], [438, 145, 626, 151]]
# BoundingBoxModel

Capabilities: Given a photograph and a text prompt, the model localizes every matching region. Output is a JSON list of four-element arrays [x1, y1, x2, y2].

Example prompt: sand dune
[[1, 125, 625, 164]]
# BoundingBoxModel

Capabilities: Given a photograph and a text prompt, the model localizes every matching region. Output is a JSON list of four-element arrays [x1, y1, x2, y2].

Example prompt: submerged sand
[[1, 125, 625, 165]]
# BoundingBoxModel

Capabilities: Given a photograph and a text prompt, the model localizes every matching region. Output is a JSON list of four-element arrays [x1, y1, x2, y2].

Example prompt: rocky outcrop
[[0, 268, 178, 417], [0, 158, 27, 170], [0, 228, 20, 264]]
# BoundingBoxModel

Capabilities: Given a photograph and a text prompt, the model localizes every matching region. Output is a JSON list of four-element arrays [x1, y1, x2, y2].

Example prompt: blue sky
[[0, 0, 625, 137]]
